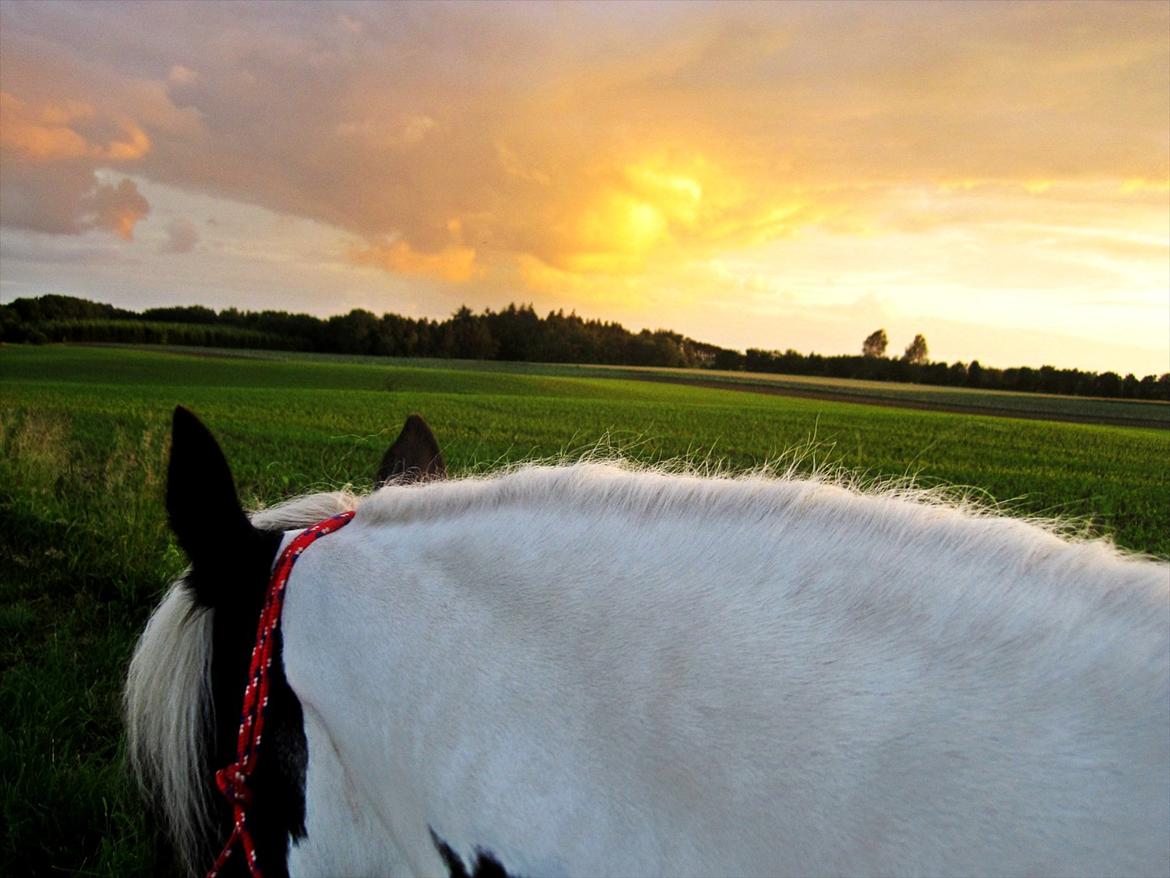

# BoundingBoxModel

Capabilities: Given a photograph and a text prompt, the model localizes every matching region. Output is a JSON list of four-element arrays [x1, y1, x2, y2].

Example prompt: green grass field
[[2, 343, 1168, 876], [107, 343, 1170, 428]]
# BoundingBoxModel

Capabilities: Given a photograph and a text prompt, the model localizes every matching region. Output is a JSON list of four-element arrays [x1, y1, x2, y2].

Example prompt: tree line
[[2, 295, 1166, 401]]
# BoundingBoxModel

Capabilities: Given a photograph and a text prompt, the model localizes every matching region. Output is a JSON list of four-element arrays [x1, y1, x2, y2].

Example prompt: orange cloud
[[0, 92, 150, 163], [350, 239, 478, 283], [9, 1, 1163, 276], [87, 177, 149, 240], [0, 92, 92, 160], [0, 88, 152, 239]]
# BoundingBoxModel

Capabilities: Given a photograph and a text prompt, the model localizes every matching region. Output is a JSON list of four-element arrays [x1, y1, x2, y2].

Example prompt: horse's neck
[[282, 481, 1169, 877], [341, 489, 1166, 685]]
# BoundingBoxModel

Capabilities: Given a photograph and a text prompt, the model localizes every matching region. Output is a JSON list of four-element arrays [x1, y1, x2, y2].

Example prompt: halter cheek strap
[[208, 510, 356, 878]]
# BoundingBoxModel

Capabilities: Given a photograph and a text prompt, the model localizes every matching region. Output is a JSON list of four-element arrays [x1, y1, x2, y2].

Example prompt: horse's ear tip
[[404, 413, 430, 430], [172, 406, 201, 434], [401, 414, 440, 443], [169, 409, 223, 472], [377, 413, 445, 486]]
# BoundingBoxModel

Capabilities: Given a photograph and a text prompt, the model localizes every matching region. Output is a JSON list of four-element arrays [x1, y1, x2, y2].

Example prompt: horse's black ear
[[167, 407, 267, 605], [376, 414, 446, 487]]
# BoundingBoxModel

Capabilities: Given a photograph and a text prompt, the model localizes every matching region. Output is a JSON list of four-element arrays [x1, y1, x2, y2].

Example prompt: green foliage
[[6, 295, 1166, 399], [2, 344, 1168, 875], [13, 319, 299, 350], [1, 407, 174, 877], [3, 296, 726, 369], [902, 333, 929, 365], [862, 328, 888, 357], [2, 294, 136, 322]]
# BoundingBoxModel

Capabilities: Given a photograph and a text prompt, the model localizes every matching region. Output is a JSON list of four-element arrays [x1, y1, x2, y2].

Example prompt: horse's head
[[126, 407, 444, 877]]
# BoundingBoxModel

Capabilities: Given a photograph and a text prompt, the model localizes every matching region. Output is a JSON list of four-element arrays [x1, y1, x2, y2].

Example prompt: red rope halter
[[208, 510, 356, 878]]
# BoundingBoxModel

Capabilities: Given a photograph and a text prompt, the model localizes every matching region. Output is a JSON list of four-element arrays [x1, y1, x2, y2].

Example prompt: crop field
[[115, 344, 1170, 429], [2, 343, 1168, 876]]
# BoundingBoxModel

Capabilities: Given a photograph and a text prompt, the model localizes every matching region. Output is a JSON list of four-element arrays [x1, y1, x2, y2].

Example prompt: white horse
[[127, 407, 1169, 878]]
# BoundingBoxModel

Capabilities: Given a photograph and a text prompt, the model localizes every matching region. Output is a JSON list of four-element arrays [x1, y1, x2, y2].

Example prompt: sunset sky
[[1, 1, 1167, 374]]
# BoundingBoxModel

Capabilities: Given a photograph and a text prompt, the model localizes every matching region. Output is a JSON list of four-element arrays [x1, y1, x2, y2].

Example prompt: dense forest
[[2, 294, 1167, 401]]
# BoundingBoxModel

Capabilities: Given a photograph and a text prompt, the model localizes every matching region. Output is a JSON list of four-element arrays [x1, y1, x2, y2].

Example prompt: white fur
[[125, 579, 214, 875], [134, 464, 1170, 877]]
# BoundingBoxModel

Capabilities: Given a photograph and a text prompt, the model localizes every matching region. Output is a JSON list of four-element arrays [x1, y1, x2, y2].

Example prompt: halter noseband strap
[[208, 510, 356, 878]]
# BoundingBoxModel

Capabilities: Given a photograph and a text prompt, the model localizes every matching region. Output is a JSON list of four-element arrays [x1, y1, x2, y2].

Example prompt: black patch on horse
[[166, 407, 307, 877], [200, 558, 308, 878], [429, 828, 516, 878], [197, 574, 309, 878]]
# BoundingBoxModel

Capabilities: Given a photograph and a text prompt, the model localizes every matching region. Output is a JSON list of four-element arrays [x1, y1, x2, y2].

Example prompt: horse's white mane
[[357, 457, 1153, 566], [126, 460, 1165, 876], [124, 490, 359, 876]]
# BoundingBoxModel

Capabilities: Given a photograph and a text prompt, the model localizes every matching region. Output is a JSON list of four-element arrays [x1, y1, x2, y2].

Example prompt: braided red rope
[[207, 510, 356, 878]]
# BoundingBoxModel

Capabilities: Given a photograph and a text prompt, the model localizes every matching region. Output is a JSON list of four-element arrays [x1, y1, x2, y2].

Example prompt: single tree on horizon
[[903, 333, 929, 365], [862, 328, 888, 358]]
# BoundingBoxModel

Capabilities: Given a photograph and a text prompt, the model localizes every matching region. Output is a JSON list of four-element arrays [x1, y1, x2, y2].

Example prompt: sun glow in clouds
[[0, 0, 1167, 374]]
